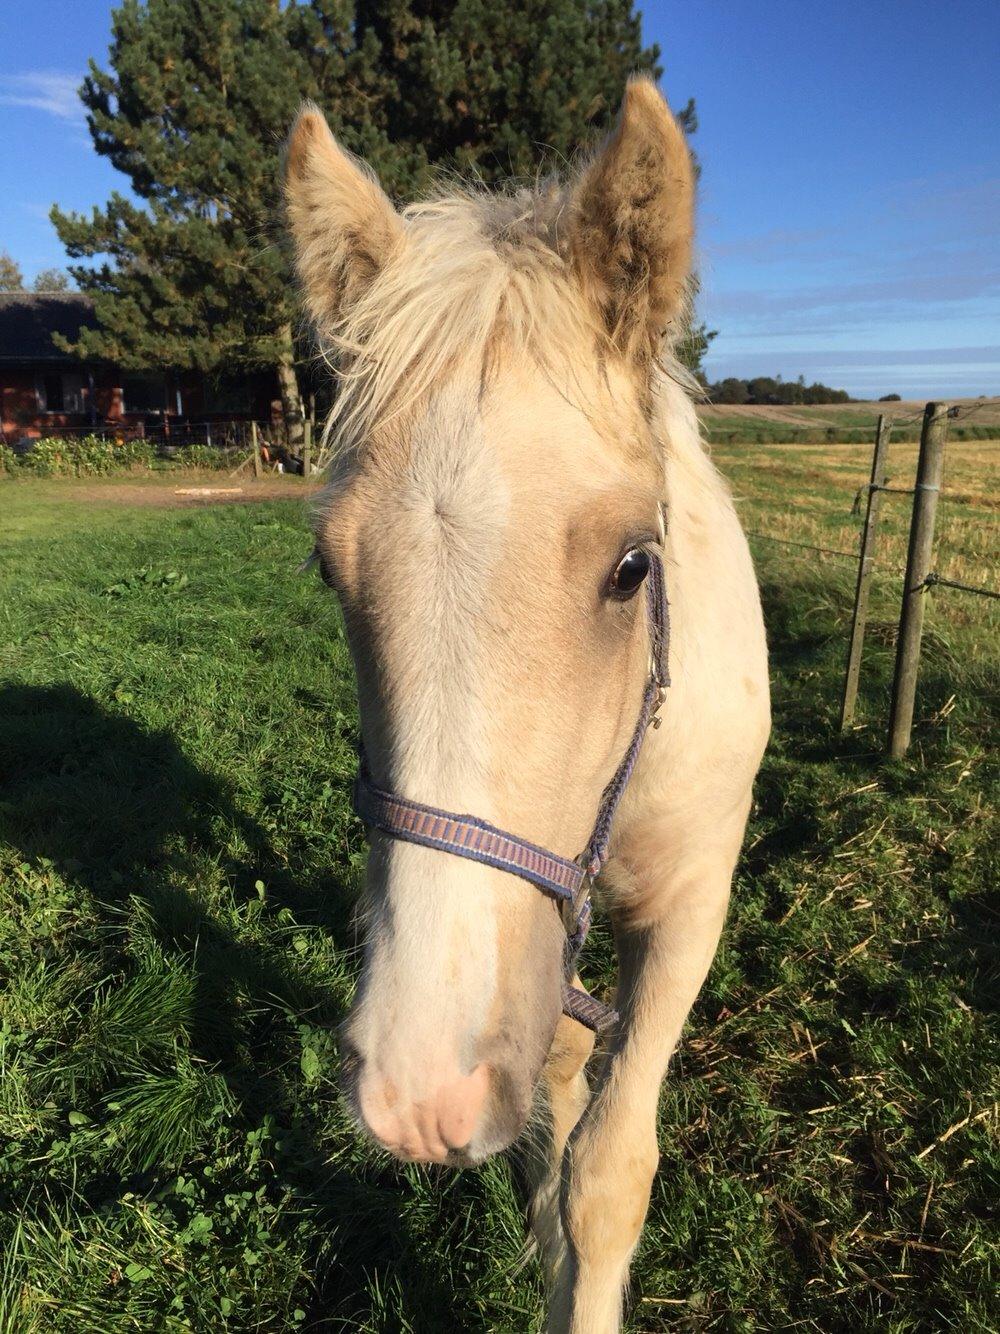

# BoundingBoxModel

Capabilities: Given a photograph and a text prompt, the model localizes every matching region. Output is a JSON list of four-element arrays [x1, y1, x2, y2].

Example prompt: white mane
[[313, 183, 694, 459]]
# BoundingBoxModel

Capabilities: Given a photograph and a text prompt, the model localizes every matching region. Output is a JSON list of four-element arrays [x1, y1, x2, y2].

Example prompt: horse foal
[[284, 77, 769, 1333]]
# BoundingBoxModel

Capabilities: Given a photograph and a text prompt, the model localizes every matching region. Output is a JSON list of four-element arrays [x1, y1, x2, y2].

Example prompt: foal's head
[[285, 79, 694, 1165]]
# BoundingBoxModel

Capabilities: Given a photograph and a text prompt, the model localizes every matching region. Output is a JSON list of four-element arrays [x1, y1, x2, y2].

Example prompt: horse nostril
[[438, 1062, 490, 1150]]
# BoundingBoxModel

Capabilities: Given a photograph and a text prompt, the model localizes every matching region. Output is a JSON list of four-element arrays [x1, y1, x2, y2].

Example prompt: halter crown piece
[[352, 542, 670, 1032]]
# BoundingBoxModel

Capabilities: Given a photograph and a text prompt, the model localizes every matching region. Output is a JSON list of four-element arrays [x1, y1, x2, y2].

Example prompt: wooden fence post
[[302, 419, 311, 478], [840, 414, 891, 729], [887, 402, 949, 758], [251, 421, 262, 479]]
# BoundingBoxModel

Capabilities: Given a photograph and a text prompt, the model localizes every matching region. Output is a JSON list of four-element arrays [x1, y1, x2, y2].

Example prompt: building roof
[[0, 292, 98, 364]]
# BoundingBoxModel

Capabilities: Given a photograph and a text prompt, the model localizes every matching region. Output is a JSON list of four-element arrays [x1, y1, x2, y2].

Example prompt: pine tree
[[676, 316, 717, 382], [52, 0, 317, 440], [53, 0, 711, 433], [314, 0, 663, 185]]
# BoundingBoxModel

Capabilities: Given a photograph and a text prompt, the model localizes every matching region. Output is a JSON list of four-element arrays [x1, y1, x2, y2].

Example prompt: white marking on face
[[385, 377, 510, 802], [346, 374, 512, 1078]]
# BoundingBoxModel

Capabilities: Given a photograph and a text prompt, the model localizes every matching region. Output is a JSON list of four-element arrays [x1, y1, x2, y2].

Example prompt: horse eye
[[607, 547, 651, 599]]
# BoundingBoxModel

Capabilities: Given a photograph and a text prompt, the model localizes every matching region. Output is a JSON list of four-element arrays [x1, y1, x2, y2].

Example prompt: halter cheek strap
[[352, 549, 670, 1032]]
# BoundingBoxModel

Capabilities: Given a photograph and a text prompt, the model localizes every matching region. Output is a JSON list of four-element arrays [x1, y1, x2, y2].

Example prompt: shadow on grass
[[0, 682, 464, 1330]]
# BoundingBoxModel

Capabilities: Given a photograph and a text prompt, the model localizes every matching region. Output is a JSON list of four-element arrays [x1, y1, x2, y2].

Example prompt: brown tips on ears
[[283, 104, 404, 332], [568, 77, 696, 369], [284, 107, 329, 186]]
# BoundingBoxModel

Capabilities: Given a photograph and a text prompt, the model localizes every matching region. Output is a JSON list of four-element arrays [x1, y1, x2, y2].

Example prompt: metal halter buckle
[[650, 683, 667, 729]]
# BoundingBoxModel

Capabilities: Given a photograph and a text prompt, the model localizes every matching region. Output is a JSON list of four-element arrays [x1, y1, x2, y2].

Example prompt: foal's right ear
[[284, 105, 404, 331]]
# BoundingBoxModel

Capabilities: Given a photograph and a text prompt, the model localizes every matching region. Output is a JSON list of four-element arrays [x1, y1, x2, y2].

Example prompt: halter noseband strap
[[353, 548, 670, 1033]]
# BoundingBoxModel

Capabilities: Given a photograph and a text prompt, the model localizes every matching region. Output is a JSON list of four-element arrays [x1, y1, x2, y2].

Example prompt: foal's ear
[[568, 78, 695, 367], [284, 105, 404, 330]]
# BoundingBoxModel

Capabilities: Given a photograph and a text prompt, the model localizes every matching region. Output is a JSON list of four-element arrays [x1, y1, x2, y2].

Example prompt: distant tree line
[[708, 374, 852, 405], [0, 252, 74, 293]]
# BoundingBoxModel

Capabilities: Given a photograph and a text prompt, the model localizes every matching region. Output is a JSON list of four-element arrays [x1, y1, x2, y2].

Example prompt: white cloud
[[0, 72, 82, 122]]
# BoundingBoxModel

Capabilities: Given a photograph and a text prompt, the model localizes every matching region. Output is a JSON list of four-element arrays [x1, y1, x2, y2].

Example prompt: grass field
[[0, 455, 997, 1332], [697, 397, 1000, 445], [714, 437, 999, 674]]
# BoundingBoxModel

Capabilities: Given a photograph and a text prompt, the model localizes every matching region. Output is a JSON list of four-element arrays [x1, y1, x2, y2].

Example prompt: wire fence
[[733, 403, 998, 753], [5, 417, 330, 481], [742, 403, 997, 577], [16, 418, 293, 451], [923, 573, 1000, 601], [745, 531, 875, 566]]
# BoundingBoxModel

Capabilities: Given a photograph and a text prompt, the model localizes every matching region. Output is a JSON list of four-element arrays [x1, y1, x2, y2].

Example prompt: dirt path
[[12, 473, 324, 509]]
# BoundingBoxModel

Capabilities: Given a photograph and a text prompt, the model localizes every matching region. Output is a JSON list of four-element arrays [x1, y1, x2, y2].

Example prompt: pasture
[[700, 397, 1000, 445], [0, 449, 996, 1332]]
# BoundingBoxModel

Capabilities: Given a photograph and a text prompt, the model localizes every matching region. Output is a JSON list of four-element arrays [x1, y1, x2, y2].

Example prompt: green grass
[[0, 475, 996, 1332]]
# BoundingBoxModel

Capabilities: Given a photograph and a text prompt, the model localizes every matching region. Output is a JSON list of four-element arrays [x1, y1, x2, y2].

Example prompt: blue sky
[[1, 0, 997, 398]]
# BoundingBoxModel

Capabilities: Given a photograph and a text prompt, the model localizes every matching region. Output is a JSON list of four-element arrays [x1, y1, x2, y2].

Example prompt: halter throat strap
[[352, 548, 670, 1032]]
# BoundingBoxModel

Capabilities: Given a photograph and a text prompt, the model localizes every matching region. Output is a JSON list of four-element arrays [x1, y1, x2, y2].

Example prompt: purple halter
[[353, 549, 670, 1032]]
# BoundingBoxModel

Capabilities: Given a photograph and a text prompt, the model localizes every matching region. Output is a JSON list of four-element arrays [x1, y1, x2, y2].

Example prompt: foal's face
[[285, 77, 694, 1163], [317, 364, 661, 1163]]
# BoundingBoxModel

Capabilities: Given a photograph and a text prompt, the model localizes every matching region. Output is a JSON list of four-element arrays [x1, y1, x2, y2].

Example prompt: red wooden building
[[0, 292, 278, 444]]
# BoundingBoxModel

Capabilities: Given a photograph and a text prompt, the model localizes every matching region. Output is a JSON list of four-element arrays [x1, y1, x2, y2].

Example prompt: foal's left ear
[[283, 104, 404, 332], [567, 78, 695, 368]]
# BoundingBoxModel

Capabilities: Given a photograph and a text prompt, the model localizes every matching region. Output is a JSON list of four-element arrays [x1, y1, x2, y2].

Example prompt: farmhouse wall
[[0, 293, 279, 442]]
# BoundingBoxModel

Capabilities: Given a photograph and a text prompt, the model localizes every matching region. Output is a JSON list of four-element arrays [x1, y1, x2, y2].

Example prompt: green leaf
[[300, 1044, 321, 1084], [186, 1212, 214, 1240]]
